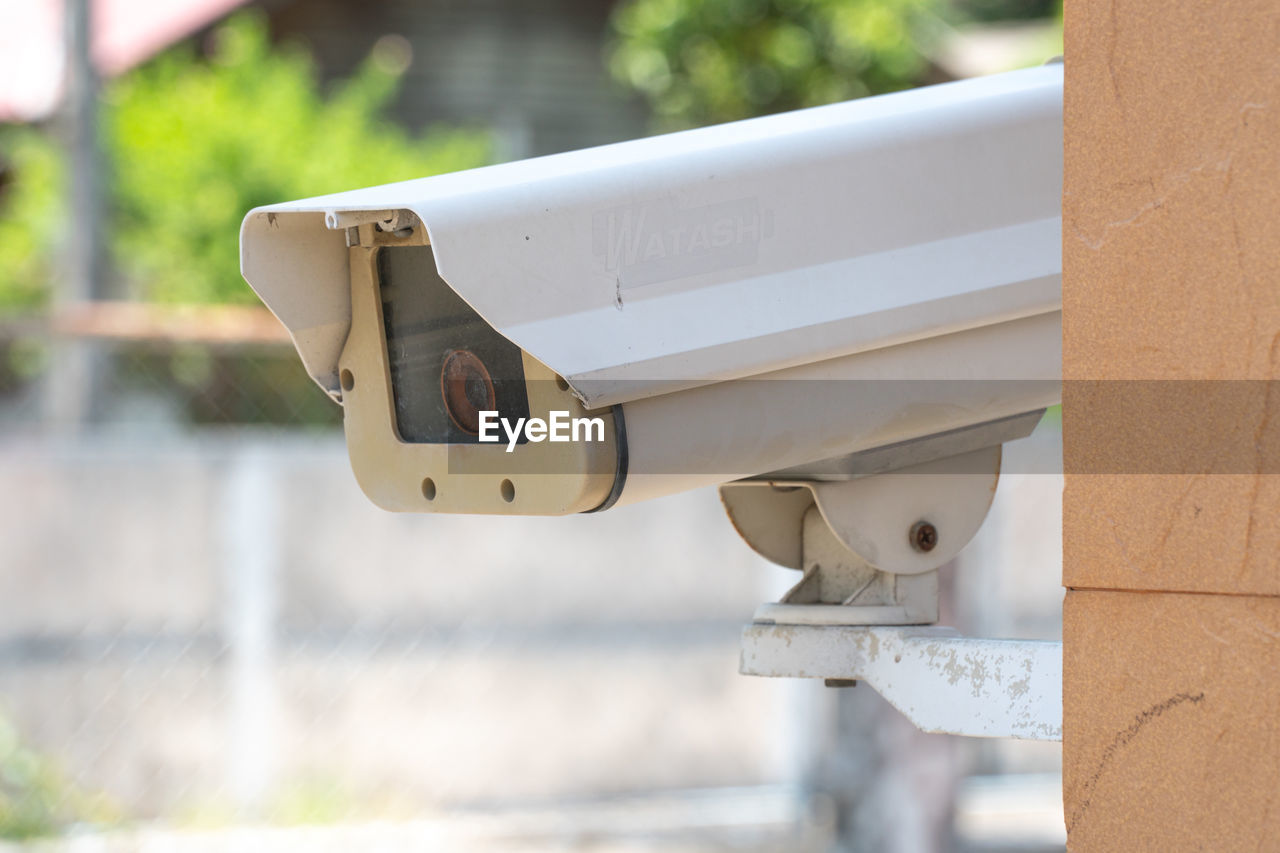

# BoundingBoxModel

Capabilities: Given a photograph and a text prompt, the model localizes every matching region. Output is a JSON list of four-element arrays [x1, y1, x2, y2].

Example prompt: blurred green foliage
[[0, 713, 118, 839], [0, 11, 489, 310], [107, 13, 488, 305], [0, 12, 488, 426], [607, 0, 945, 129], [0, 130, 63, 312]]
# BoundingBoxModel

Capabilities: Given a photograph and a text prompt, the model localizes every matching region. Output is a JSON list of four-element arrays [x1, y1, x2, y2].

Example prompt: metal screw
[[910, 521, 938, 553]]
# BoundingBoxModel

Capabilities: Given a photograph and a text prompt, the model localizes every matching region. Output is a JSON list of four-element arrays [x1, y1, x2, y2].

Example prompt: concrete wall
[[0, 421, 1064, 843], [0, 433, 794, 817], [1063, 1, 1280, 847]]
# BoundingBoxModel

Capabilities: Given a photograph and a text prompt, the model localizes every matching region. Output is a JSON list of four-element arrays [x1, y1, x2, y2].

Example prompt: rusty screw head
[[910, 521, 938, 553]]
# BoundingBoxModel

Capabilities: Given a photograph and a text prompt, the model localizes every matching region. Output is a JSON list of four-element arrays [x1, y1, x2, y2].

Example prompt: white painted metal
[[616, 313, 1057, 506], [809, 445, 1000, 574], [718, 412, 1038, 568], [740, 624, 1062, 741], [241, 64, 1062, 407], [753, 602, 930, 626]]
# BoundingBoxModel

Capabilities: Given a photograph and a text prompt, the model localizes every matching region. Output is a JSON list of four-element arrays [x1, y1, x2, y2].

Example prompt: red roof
[[0, 0, 251, 122]]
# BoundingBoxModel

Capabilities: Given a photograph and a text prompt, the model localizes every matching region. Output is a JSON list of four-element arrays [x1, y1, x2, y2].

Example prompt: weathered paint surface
[[740, 624, 1061, 740]]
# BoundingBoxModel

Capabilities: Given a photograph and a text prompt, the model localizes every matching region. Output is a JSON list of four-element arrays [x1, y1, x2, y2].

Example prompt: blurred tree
[[0, 12, 489, 426], [607, 0, 946, 129], [0, 129, 63, 312], [107, 12, 488, 305], [0, 11, 490, 310]]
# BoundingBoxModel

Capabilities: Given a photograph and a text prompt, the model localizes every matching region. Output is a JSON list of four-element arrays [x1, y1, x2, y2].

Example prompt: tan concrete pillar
[[1063, 1, 1280, 848]]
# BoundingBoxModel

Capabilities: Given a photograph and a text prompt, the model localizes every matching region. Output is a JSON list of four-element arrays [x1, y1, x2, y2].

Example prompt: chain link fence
[[1, 326, 842, 850]]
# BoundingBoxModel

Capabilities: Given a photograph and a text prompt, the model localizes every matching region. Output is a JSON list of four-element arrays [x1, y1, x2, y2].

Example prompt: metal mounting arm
[[721, 412, 1063, 741], [741, 624, 1062, 741]]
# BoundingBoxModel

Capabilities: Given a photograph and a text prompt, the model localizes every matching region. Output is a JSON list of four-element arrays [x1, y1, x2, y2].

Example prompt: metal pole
[[46, 0, 104, 430], [222, 450, 281, 816]]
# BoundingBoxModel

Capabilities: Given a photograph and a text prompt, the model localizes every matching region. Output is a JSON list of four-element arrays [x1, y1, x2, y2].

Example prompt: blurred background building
[[0, 0, 1063, 850]]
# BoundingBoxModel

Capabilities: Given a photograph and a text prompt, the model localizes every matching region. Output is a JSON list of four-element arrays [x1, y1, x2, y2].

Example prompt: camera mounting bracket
[[721, 411, 1041, 625], [721, 412, 1063, 740]]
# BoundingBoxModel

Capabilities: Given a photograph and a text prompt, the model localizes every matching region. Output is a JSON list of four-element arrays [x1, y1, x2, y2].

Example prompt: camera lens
[[440, 349, 496, 435]]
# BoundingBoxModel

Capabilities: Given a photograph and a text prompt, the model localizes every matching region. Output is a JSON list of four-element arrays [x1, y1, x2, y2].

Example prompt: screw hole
[[340, 369, 355, 392], [500, 479, 515, 503], [422, 478, 436, 501]]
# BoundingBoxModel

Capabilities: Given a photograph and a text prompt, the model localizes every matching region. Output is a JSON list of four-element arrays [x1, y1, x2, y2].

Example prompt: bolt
[[910, 521, 938, 553]]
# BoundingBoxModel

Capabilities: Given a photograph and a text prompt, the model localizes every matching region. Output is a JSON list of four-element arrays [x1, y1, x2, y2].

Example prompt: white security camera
[[242, 61, 1059, 572], [241, 61, 1060, 513], [243, 63, 1065, 735]]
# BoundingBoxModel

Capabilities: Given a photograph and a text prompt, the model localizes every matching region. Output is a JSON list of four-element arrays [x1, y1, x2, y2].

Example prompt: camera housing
[[240, 63, 1067, 734], [338, 223, 621, 514], [241, 62, 1063, 517]]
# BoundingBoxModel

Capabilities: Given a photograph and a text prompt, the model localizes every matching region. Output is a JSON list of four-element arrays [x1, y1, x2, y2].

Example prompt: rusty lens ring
[[440, 349, 496, 436]]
